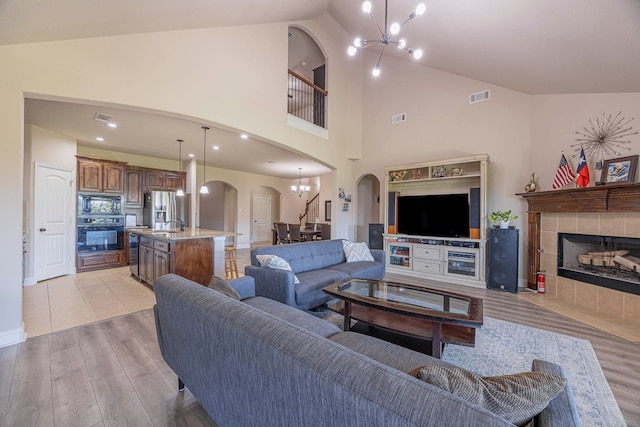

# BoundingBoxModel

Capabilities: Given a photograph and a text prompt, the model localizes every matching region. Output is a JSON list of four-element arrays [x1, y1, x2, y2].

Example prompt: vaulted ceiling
[[6, 0, 640, 177]]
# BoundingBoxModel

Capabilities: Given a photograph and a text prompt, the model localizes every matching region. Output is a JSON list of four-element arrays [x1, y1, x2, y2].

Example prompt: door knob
[[39, 228, 46, 232]]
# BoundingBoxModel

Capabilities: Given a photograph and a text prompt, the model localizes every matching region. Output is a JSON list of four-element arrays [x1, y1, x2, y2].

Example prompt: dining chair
[[288, 224, 302, 242], [320, 223, 331, 240], [276, 223, 290, 244]]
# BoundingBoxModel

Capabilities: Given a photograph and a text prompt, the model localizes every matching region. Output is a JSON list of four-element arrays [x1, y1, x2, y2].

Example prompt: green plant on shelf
[[488, 210, 518, 228]]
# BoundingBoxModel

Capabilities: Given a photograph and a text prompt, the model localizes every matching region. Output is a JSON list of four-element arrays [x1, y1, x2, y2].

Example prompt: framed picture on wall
[[325, 200, 331, 222], [600, 155, 638, 185]]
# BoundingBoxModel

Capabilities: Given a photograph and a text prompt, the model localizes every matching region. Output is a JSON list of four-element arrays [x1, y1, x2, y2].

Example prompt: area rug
[[441, 316, 625, 427]]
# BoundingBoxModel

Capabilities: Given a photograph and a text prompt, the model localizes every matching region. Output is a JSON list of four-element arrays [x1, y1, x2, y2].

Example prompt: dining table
[[300, 230, 321, 241]]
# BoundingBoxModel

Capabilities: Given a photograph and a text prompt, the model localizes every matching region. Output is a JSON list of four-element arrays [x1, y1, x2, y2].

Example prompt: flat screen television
[[397, 194, 469, 238]]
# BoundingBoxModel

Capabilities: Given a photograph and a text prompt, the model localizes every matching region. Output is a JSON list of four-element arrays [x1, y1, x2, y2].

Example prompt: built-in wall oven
[[77, 216, 125, 252]]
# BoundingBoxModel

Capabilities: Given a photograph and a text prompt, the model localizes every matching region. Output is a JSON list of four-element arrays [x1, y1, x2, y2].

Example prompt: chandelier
[[347, 0, 426, 77], [291, 168, 310, 198]]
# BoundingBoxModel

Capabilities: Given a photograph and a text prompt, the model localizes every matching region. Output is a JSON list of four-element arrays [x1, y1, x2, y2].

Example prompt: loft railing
[[287, 69, 327, 129], [299, 193, 320, 224]]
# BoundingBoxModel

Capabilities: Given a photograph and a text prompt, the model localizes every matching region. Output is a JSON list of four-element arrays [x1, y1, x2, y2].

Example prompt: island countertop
[[132, 227, 239, 241]]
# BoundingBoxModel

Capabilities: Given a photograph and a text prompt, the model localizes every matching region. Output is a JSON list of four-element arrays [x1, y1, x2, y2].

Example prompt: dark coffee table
[[324, 278, 483, 358]]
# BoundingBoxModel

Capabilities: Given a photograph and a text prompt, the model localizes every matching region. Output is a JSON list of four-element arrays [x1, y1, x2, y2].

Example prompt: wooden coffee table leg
[[343, 301, 351, 331], [432, 322, 442, 359]]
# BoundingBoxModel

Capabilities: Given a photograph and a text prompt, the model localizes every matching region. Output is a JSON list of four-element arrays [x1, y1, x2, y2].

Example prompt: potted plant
[[488, 210, 518, 229]]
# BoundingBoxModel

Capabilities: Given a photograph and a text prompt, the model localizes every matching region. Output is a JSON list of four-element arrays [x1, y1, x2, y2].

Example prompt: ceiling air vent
[[391, 113, 407, 124], [469, 90, 491, 104], [93, 112, 112, 123]]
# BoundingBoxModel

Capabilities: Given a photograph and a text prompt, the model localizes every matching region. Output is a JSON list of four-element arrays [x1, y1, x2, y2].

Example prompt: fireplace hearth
[[558, 233, 640, 296]]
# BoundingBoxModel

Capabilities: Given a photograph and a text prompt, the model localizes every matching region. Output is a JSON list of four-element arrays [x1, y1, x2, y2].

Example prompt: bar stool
[[225, 247, 239, 279]]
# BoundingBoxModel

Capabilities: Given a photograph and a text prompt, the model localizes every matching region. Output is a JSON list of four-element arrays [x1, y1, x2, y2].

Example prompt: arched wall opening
[[356, 174, 381, 243], [200, 180, 238, 246]]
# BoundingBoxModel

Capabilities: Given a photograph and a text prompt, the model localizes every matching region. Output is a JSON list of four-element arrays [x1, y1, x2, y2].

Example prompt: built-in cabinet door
[[102, 163, 125, 193], [154, 250, 170, 280], [78, 160, 103, 193], [139, 244, 154, 283], [164, 172, 185, 191], [145, 171, 166, 190], [125, 169, 144, 207]]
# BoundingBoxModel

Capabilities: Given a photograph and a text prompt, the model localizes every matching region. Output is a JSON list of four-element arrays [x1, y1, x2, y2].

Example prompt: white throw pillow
[[342, 241, 375, 263], [255, 254, 300, 284]]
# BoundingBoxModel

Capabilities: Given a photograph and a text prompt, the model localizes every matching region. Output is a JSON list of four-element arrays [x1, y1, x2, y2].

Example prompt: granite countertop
[[133, 227, 239, 241]]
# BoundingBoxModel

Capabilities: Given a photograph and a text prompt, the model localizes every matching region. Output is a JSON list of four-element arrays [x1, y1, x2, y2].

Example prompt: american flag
[[552, 154, 576, 189]]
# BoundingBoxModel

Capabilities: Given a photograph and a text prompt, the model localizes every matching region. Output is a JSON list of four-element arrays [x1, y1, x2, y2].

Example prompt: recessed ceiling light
[[188, 153, 195, 158], [107, 123, 118, 129], [95, 137, 104, 142], [213, 146, 220, 150], [240, 133, 249, 139]]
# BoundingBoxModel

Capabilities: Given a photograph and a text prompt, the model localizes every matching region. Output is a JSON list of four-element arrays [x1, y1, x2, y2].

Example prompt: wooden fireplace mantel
[[518, 182, 640, 289], [518, 182, 640, 213]]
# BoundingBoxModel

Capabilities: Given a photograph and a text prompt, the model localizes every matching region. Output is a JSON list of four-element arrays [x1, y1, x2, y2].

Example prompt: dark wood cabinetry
[[77, 157, 125, 194], [77, 250, 125, 272], [164, 172, 185, 191], [125, 168, 144, 207], [145, 170, 166, 190], [138, 236, 171, 285]]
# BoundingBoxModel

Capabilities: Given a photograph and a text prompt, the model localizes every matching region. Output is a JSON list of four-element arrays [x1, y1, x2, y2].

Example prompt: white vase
[[499, 219, 510, 229]]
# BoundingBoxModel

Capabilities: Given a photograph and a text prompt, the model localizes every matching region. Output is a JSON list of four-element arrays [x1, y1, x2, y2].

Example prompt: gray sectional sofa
[[153, 274, 581, 427], [245, 239, 385, 310]]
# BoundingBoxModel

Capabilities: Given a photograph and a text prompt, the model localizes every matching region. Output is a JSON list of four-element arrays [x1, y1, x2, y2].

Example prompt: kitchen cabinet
[[164, 172, 185, 191], [133, 228, 236, 286], [77, 157, 126, 194], [145, 170, 166, 190], [77, 250, 125, 272], [125, 168, 144, 207], [138, 236, 171, 285], [144, 169, 186, 192]]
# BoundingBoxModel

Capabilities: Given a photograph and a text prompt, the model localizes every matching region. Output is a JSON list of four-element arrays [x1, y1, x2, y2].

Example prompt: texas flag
[[576, 148, 590, 188]]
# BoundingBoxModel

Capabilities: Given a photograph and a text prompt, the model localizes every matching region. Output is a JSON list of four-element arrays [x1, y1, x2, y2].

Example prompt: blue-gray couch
[[245, 239, 385, 310], [153, 274, 581, 427]]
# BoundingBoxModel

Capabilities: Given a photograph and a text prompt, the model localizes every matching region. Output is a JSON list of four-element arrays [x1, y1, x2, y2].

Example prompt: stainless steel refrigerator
[[143, 191, 177, 230]]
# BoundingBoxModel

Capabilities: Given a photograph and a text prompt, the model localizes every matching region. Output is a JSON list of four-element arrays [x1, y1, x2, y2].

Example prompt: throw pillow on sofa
[[342, 241, 374, 262], [255, 254, 300, 284], [409, 365, 566, 426], [208, 276, 241, 300]]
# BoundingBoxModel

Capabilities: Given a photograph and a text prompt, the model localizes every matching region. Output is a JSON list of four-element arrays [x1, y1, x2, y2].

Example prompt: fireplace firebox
[[558, 233, 640, 296]]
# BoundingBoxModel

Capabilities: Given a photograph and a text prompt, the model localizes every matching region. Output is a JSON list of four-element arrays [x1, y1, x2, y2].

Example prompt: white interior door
[[35, 164, 74, 281], [252, 194, 271, 243]]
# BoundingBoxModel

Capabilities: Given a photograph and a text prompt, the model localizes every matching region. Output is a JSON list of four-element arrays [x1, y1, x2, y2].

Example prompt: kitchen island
[[131, 228, 238, 286]]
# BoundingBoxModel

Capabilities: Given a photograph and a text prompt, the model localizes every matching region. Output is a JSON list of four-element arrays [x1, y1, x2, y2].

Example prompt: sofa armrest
[[227, 276, 256, 300], [245, 265, 298, 306], [532, 359, 582, 427], [370, 249, 385, 263]]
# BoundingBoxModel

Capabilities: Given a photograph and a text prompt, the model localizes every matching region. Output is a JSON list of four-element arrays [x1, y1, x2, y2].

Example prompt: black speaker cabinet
[[369, 223, 384, 250], [488, 228, 519, 293]]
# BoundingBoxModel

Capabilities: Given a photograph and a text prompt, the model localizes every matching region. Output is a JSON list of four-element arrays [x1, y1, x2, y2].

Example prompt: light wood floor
[[4, 247, 638, 426]]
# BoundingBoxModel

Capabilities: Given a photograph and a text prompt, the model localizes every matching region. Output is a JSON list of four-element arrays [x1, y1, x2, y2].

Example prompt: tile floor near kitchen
[[23, 266, 156, 338]]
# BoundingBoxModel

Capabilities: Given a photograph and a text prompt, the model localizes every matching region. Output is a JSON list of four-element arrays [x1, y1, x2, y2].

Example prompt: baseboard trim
[[23, 276, 37, 286], [0, 322, 25, 348]]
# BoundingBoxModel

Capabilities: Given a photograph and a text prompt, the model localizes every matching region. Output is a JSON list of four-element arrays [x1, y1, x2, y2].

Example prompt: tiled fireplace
[[521, 184, 640, 326]]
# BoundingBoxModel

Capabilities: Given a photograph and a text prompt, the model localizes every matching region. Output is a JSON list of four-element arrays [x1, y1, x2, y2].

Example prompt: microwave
[[78, 193, 123, 216]]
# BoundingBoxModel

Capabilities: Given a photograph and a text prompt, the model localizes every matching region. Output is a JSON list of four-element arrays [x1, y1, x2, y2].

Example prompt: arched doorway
[[356, 174, 381, 243], [200, 180, 238, 246]]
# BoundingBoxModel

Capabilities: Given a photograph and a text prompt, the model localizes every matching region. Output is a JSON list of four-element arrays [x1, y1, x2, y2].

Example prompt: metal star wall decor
[[571, 111, 638, 169]]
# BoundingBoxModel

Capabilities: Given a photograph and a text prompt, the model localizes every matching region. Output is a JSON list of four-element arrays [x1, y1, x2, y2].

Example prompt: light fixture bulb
[[199, 185, 209, 194], [390, 23, 400, 35], [240, 133, 248, 139], [398, 39, 406, 48], [347, 46, 357, 56], [372, 65, 381, 77], [107, 123, 117, 129], [362, 1, 372, 13], [176, 189, 185, 197], [415, 3, 426, 15], [95, 137, 104, 142], [354, 38, 362, 47], [413, 49, 423, 59]]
